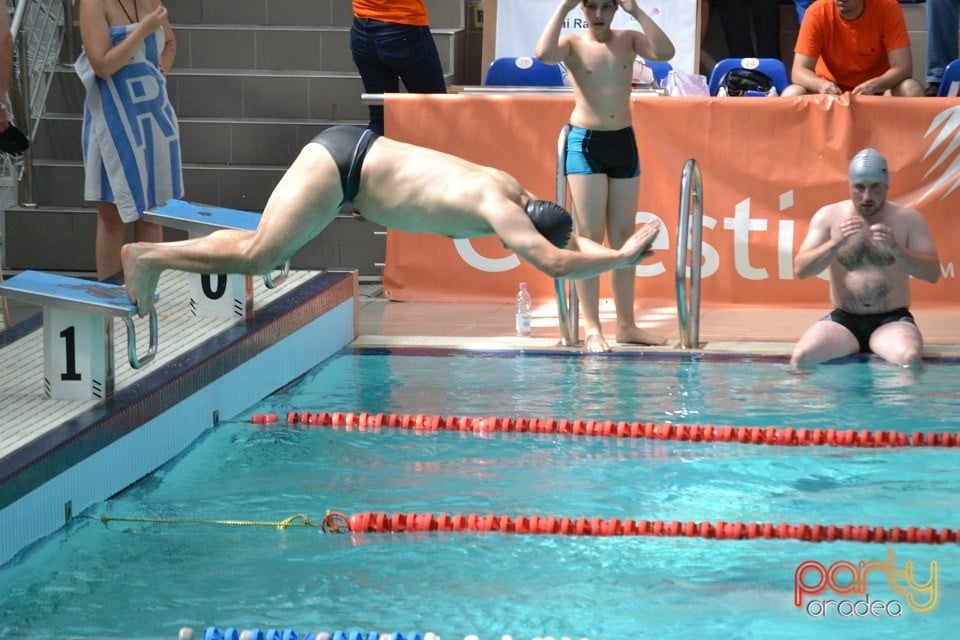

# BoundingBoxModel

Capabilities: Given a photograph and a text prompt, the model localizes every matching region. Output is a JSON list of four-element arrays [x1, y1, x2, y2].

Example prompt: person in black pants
[[925, 0, 960, 95], [716, 0, 782, 60], [350, 1, 447, 135]]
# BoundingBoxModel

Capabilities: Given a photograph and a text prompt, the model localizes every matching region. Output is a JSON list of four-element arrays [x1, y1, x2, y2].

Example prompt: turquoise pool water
[[0, 351, 958, 639]]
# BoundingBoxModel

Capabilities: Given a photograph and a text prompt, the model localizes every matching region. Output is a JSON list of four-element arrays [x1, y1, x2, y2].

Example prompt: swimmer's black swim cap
[[525, 199, 573, 248]]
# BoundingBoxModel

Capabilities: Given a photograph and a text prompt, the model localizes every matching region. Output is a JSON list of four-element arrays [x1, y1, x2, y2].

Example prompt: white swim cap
[[848, 148, 888, 184]]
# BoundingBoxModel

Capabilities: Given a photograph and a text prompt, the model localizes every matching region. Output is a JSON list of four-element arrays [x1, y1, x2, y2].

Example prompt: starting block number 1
[[189, 273, 248, 318], [43, 307, 110, 400]]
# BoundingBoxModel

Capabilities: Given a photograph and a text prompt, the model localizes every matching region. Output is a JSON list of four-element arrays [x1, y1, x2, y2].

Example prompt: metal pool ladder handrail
[[554, 124, 578, 346], [675, 158, 704, 349]]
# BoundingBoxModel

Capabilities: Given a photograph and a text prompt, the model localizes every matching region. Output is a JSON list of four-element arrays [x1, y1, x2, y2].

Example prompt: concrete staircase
[[5, 0, 469, 276]]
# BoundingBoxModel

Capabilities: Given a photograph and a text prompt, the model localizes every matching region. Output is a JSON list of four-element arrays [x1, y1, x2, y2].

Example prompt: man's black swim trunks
[[310, 125, 379, 205], [822, 307, 916, 353]]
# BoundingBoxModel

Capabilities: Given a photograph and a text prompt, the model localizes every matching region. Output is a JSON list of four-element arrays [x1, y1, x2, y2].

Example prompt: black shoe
[[925, 83, 941, 97]]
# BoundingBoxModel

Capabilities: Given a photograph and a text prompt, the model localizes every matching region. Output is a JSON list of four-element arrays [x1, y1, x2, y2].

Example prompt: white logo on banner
[[921, 106, 960, 199], [454, 238, 520, 272]]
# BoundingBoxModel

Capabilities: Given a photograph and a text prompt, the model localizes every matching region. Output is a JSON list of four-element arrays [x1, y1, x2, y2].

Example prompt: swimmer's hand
[[869, 223, 898, 254], [620, 220, 661, 266], [837, 216, 867, 246]]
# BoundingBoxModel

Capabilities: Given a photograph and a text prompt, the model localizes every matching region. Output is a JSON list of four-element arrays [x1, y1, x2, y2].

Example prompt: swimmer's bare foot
[[121, 243, 161, 316], [583, 332, 611, 353], [616, 325, 667, 346]]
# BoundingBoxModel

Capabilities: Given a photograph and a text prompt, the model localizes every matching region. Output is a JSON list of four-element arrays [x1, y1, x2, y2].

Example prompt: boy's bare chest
[[571, 38, 633, 73]]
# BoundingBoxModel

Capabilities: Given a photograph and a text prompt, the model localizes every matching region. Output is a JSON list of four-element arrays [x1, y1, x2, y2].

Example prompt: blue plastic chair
[[483, 56, 565, 87], [937, 59, 960, 97], [641, 59, 673, 87], [708, 57, 790, 96]]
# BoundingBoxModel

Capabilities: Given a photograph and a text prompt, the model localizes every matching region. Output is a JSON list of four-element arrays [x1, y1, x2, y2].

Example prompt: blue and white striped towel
[[76, 24, 183, 222]]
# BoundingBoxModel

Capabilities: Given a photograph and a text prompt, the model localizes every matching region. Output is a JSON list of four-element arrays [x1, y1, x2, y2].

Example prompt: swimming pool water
[[269, 349, 960, 432], [1, 351, 958, 639]]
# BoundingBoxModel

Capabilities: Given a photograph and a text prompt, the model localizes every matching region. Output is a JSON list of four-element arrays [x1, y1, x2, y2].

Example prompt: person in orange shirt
[[781, 0, 923, 97], [350, 0, 447, 135]]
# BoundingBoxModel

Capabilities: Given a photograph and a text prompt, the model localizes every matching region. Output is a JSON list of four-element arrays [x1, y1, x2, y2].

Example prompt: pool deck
[[354, 284, 960, 359], [0, 269, 357, 566], [9, 280, 960, 358]]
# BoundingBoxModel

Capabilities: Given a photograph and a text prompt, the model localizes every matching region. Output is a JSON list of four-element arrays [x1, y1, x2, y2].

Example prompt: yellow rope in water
[[86, 513, 319, 530]]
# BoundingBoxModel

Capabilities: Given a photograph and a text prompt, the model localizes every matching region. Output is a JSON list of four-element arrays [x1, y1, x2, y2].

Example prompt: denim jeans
[[927, 0, 960, 84], [350, 18, 446, 135]]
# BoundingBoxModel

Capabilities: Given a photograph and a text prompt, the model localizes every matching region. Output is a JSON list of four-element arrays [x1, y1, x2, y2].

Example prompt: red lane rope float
[[87, 510, 960, 545], [334, 511, 960, 544], [249, 411, 960, 448]]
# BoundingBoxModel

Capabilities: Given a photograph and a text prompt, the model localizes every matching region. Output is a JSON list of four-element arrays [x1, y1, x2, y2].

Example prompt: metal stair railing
[[8, 0, 72, 205]]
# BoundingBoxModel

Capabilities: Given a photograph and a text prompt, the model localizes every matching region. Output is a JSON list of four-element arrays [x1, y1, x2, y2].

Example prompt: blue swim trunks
[[564, 126, 640, 178]]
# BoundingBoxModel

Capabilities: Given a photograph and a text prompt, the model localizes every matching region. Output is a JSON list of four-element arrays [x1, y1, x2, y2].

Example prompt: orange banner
[[383, 93, 959, 307]]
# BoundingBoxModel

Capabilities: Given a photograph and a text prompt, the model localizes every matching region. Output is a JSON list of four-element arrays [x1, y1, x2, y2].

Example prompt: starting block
[[0, 270, 158, 401], [144, 199, 289, 319]]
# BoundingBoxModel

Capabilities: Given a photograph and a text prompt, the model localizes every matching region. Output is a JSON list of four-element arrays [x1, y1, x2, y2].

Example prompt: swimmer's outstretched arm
[[518, 220, 660, 280]]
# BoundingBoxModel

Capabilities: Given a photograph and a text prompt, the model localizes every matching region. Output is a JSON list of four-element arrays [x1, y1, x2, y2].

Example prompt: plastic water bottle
[[515, 282, 532, 336]]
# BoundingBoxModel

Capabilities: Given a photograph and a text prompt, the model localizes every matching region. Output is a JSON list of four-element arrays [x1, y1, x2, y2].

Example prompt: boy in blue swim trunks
[[536, 0, 675, 352], [790, 148, 941, 367]]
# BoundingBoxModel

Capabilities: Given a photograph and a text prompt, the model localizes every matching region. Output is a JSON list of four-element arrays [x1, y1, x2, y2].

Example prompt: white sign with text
[[494, 0, 699, 74]]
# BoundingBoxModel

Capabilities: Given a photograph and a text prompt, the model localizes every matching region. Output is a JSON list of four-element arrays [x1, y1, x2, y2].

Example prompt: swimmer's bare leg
[[575, 276, 611, 353], [613, 268, 667, 345], [123, 143, 343, 315], [612, 277, 667, 346], [607, 179, 666, 347], [567, 173, 613, 353], [121, 229, 256, 315]]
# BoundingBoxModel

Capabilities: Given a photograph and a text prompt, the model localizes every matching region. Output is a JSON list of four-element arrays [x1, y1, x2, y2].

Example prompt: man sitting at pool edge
[[790, 148, 940, 368], [122, 125, 662, 316]]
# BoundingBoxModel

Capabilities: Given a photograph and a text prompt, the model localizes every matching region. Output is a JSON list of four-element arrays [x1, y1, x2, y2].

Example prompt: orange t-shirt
[[352, 0, 430, 27], [793, 0, 912, 92]]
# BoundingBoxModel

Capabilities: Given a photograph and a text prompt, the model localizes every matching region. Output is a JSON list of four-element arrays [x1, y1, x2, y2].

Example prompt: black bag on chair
[[0, 124, 29, 155], [718, 68, 776, 97]]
